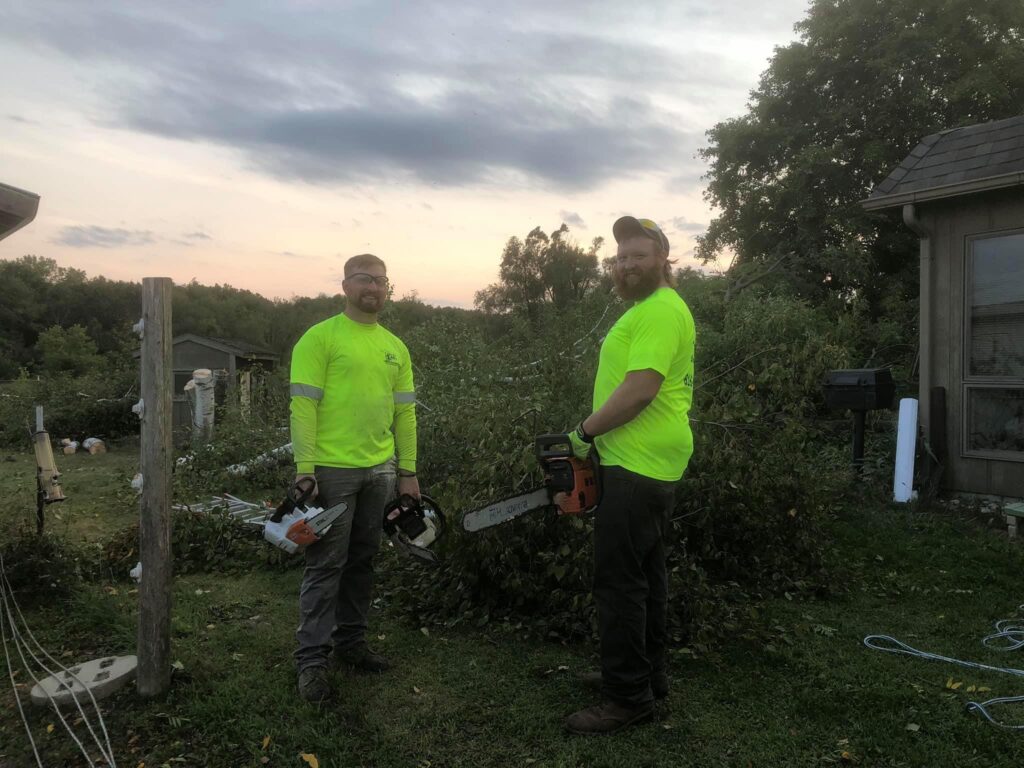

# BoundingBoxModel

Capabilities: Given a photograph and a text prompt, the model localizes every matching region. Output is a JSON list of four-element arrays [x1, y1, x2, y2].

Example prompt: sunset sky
[[0, 0, 808, 307]]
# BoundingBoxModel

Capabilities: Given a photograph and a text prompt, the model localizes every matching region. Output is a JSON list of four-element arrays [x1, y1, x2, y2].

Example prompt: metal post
[[137, 277, 173, 698], [852, 410, 866, 473]]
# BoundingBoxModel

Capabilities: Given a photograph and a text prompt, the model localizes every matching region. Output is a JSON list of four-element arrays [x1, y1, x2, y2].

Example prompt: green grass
[[3, 447, 1024, 766]]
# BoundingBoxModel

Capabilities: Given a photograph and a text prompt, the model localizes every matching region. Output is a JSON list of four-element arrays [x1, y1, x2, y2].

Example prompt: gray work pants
[[294, 460, 396, 672]]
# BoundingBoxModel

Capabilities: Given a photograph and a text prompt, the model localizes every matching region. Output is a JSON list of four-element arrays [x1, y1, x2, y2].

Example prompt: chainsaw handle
[[535, 433, 573, 461], [292, 476, 317, 505], [271, 476, 317, 523]]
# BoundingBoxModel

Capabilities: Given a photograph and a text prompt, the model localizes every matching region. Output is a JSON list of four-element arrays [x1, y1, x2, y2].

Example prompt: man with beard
[[288, 253, 419, 703], [565, 217, 696, 735]]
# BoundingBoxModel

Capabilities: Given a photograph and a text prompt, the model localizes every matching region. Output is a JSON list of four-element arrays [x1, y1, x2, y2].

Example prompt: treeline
[[0, 255, 463, 379], [0, 219, 617, 380]]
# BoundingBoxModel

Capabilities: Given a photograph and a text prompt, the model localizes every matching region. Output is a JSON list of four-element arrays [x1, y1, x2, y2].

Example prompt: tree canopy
[[699, 0, 1024, 309], [474, 224, 603, 320]]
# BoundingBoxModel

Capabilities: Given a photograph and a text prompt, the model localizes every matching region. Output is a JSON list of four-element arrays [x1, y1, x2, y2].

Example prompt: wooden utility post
[[136, 277, 173, 698]]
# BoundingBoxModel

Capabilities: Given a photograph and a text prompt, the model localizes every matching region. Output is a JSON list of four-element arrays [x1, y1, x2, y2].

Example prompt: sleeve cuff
[[296, 462, 315, 474], [398, 459, 416, 473]]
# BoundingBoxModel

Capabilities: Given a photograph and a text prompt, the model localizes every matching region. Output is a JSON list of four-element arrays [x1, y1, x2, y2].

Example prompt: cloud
[[670, 216, 706, 234], [560, 210, 587, 229], [183, 231, 212, 240], [1, 1, 743, 192], [54, 225, 155, 248]]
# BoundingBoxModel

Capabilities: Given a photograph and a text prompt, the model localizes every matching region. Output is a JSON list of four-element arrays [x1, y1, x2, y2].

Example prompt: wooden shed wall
[[921, 187, 1024, 498]]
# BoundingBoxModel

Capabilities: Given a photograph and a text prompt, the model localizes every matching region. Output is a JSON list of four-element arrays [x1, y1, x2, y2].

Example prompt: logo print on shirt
[[384, 351, 400, 367]]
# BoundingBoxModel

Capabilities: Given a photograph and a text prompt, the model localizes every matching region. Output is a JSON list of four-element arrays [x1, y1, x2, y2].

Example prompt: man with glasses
[[289, 253, 420, 703], [564, 217, 696, 735]]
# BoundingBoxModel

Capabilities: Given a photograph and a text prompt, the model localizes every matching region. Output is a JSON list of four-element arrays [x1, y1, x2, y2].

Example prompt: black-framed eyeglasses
[[345, 273, 390, 287]]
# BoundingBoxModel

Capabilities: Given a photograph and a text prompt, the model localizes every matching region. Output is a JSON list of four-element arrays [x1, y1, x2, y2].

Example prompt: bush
[[1, 526, 96, 608], [379, 281, 862, 644], [0, 367, 138, 447], [103, 506, 297, 579], [171, 368, 294, 501]]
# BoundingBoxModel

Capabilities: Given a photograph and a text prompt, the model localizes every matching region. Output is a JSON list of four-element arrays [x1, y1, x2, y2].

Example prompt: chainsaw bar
[[306, 502, 348, 534], [461, 487, 551, 532]]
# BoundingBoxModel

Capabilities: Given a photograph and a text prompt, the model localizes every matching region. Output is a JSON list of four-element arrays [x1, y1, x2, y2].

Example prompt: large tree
[[699, 0, 1024, 309], [475, 224, 601, 320]]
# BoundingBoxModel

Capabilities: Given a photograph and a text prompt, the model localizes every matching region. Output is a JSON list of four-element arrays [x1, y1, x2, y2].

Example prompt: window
[[964, 230, 1024, 459], [173, 372, 193, 395]]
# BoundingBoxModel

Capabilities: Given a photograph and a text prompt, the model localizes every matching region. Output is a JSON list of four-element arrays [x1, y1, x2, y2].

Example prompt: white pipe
[[902, 205, 931, 429], [894, 398, 919, 502]]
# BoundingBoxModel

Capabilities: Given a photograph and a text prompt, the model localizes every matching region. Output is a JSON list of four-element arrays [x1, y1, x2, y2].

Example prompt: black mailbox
[[822, 368, 895, 412]]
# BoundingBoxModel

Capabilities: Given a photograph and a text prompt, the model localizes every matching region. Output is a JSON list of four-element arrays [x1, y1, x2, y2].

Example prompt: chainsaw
[[263, 477, 348, 555], [461, 434, 599, 532], [383, 493, 447, 565]]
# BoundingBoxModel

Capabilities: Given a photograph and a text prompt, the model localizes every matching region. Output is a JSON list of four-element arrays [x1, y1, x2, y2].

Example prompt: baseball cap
[[612, 216, 670, 254]]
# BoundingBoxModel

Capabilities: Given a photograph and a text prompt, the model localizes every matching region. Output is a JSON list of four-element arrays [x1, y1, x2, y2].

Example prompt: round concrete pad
[[30, 655, 138, 707]]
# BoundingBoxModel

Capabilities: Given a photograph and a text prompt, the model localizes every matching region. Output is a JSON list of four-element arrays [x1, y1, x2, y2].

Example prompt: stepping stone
[[30, 655, 137, 707], [1004, 502, 1024, 539]]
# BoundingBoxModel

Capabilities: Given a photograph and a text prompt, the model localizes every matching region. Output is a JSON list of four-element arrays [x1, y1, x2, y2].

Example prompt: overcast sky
[[0, 0, 809, 306]]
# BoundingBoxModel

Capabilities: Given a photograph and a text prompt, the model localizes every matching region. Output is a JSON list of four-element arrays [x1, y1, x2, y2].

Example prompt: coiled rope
[[865, 607, 1024, 729]]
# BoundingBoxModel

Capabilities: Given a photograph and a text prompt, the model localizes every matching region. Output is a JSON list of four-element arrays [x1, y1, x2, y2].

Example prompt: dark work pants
[[593, 464, 677, 707], [294, 460, 396, 672]]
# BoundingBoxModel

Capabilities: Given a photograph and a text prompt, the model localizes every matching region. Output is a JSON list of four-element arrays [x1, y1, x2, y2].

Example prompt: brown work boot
[[565, 700, 654, 735], [333, 642, 391, 673], [297, 666, 331, 703], [578, 669, 669, 699]]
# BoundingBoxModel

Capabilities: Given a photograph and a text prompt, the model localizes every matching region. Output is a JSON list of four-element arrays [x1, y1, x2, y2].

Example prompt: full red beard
[[613, 265, 663, 301]]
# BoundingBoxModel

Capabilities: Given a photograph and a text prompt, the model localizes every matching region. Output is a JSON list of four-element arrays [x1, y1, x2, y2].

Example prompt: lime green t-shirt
[[593, 287, 696, 481], [289, 313, 416, 474]]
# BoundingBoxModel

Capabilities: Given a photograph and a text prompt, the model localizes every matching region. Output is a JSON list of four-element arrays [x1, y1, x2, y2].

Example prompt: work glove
[[567, 424, 592, 461]]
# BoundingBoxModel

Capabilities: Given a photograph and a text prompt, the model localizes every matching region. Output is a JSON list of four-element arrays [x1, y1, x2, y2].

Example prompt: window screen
[[969, 233, 1024, 378], [966, 387, 1024, 453]]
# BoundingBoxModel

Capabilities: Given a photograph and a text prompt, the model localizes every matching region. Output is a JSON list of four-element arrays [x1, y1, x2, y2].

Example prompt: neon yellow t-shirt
[[289, 313, 416, 474], [593, 287, 696, 481]]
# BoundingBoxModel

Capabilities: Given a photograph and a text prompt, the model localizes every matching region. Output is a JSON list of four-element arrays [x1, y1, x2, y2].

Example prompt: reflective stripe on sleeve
[[290, 383, 324, 400], [393, 391, 417, 404]]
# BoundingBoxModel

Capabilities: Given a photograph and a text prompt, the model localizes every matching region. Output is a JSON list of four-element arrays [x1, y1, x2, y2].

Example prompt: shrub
[[0, 367, 138, 447], [0, 526, 96, 608], [380, 282, 859, 644]]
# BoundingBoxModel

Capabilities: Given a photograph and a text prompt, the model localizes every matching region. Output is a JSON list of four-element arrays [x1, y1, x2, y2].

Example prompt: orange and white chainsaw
[[461, 434, 599, 532], [263, 477, 348, 555]]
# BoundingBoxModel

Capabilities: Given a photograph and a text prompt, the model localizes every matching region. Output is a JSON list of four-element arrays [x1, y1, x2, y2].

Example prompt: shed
[[863, 115, 1024, 498], [0, 182, 39, 241], [134, 334, 279, 430]]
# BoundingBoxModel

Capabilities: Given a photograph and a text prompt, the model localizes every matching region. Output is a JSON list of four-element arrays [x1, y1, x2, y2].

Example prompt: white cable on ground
[[0, 559, 117, 766], [0, 553, 117, 765], [0, 582, 43, 767], [0, 572, 102, 766], [865, 606, 1024, 729]]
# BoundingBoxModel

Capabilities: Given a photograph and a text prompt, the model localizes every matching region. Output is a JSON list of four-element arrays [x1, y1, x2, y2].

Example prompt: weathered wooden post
[[135, 277, 173, 698]]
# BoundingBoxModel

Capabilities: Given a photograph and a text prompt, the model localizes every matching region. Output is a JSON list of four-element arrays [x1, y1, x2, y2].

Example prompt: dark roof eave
[[862, 170, 1024, 211]]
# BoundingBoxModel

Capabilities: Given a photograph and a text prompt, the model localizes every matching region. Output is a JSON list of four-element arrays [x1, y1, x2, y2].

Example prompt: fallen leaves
[[299, 753, 319, 768], [262, 735, 271, 750]]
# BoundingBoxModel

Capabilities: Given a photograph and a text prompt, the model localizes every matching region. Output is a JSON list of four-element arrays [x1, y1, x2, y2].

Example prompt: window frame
[[962, 227, 1024, 462]]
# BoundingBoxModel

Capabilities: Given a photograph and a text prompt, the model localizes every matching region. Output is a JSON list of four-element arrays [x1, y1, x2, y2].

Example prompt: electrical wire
[[0, 552, 117, 765]]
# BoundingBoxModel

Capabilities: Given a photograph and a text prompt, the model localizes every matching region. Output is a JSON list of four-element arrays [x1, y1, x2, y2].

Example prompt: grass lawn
[[3, 446, 1024, 766]]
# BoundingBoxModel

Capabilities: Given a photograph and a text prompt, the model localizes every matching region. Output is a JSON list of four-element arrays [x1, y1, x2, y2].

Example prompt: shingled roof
[[0, 181, 39, 241], [863, 115, 1024, 210]]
